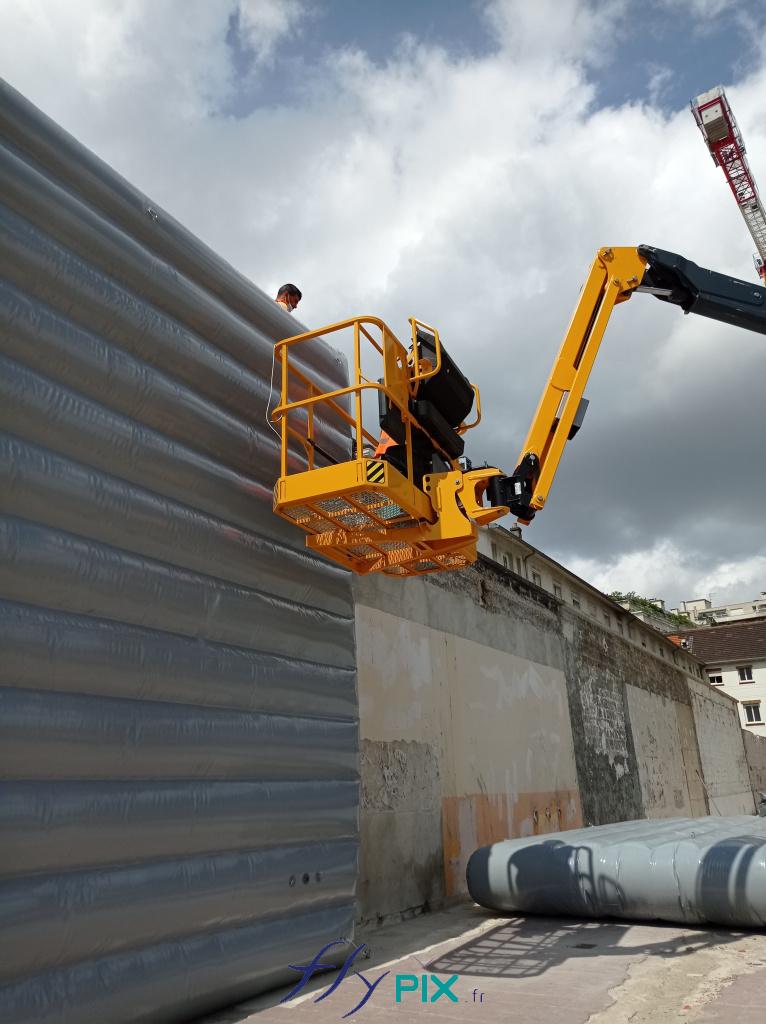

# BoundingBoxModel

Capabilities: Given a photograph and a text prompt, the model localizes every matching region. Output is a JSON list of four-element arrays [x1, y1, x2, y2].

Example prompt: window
[[708, 674, 723, 685], [617, 621, 624, 636], [502, 554, 509, 569], [516, 557, 523, 574], [603, 613, 610, 628], [531, 571, 541, 587], [491, 543, 498, 560], [743, 702, 762, 724], [738, 665, 754, 682], [572, 595, 581, 609], [553, 584, 563, 599]]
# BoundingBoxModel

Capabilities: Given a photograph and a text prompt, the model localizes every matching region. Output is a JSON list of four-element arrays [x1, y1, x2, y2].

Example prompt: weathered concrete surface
[[353, 557, 725, 925], [360, 738, 444, 922], [625, 685, 706, 817], [561, 610, 702, 827], [355, 596, 581, 919], [743, 730, 766, 803], [197, 902, 766, 1024], [688, 678, 755, 815]]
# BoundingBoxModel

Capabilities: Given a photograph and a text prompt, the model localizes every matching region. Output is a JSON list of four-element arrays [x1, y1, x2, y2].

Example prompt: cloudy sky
[[2, 0, 765, 607]]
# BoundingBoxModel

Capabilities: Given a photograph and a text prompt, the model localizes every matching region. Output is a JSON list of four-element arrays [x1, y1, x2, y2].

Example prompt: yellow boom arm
[[272, 244, 766, 575], [492, 246, 647, 523]]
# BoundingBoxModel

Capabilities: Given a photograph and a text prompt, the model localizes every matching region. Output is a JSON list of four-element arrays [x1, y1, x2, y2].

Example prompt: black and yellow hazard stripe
[[366, 459, 386, 484]]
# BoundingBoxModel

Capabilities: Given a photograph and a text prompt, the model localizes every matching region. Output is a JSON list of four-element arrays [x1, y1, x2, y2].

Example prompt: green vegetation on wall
[[609, 592, 693, 628]]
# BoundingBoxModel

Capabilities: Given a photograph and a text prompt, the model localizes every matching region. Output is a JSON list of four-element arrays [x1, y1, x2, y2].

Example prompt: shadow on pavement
[[427, 915, 746, 979]]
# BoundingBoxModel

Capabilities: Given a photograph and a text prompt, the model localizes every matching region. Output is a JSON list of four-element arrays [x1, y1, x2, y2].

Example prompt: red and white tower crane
[[691, 86, 766, 284]]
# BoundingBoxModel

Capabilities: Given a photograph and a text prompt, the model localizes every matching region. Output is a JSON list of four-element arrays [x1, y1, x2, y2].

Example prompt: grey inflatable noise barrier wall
[[0, 78, 359, 1023], [467, 816, 766, 928]]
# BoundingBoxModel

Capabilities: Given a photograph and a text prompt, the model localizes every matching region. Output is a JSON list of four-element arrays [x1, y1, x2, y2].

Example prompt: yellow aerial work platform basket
[[271, 316, 506, 577]]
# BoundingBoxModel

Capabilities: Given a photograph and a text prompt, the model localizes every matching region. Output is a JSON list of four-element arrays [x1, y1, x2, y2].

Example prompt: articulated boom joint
[[486, 453, 540, 524]]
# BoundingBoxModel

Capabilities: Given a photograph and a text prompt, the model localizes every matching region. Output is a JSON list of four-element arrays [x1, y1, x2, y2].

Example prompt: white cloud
[[1, 0, 765, 607], [647, 65, 673, 107], [569, 544, 766, 608], [698, 555, 766, 604], [238, 0, 306, 64], [6, 1, 236, 116], [482, 0, 630, 69]]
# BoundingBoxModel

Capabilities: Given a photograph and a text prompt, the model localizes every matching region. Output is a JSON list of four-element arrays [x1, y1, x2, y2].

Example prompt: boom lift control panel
[[272, 245, 766, 577]]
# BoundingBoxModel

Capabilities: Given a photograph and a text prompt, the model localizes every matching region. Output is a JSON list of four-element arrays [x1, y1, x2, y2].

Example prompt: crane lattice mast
[[691, 86, 766, 284]]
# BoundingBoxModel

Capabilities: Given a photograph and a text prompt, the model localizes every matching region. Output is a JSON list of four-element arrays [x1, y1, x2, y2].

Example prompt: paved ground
[[199, 903, 766, 1023]]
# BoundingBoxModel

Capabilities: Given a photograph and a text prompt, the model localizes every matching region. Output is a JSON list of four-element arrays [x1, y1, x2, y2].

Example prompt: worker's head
[[276, 283, 302, 313]]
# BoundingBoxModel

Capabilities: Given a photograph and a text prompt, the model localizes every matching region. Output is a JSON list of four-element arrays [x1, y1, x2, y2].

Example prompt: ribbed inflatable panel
[[467, 816, 766, 928], [0, 79, 358, 1023]]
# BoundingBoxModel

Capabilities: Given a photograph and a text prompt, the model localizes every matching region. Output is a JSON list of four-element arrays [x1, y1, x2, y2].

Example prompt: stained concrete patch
[[586, 931, 766, 1023], [694, 961, 766, 1023], [359, 740, 444, 924], [360, 739, 441, 813]]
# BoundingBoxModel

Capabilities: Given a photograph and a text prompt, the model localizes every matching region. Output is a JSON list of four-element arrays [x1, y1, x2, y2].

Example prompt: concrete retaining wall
[[743, 730, 766, 803], [688, 678, 755, 815], [355, 579, 580, 923], [354, 556, 739, 925], [560, 609, 707, 826]]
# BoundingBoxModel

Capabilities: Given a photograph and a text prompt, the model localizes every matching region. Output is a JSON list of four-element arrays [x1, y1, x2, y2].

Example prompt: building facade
[[674, 619, 766, 731], [672, 595, 766, 625]]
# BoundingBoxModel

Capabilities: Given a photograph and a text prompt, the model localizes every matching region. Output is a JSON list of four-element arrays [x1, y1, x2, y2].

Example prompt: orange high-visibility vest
[[374, 431, 396, 457], [374, 355, 432, 458]]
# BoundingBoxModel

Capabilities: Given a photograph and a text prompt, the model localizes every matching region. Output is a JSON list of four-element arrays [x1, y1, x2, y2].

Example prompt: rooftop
[[674, 615, 766, 665]]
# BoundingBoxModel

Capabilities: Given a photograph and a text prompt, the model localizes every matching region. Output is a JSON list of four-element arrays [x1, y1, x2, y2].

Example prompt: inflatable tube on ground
[[467, 815, 766, 928]]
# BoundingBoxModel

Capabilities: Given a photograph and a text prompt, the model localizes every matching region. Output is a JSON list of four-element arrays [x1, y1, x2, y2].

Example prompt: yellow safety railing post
[[409, 317, 443, 386], [307, 399, 315, 471], [279, 343, 288, 479], [353, 321, 363, 459]]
